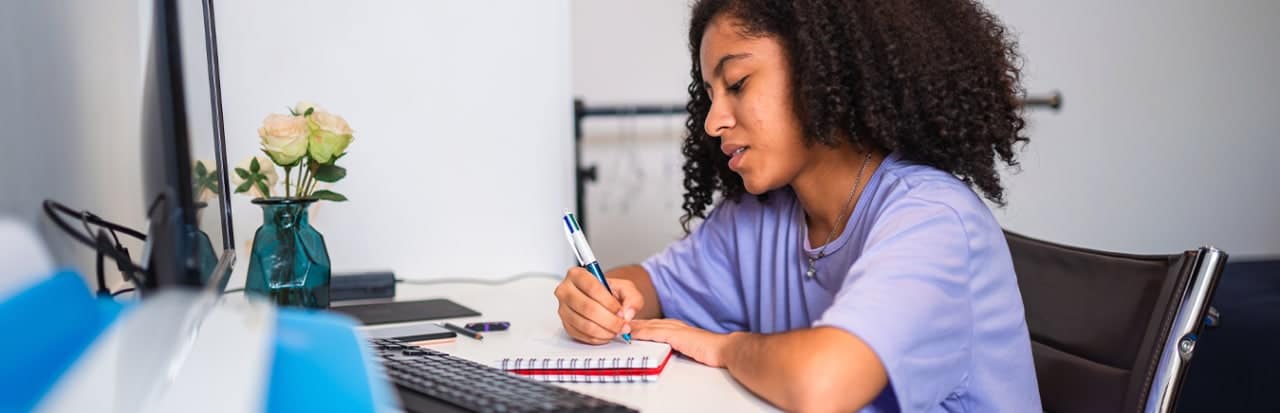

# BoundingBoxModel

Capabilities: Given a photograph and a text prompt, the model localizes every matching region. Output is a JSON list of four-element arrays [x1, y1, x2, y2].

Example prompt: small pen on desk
[[562, 210, 632, 344], [441, 322, 483, 340], [464, 321, 511, 332]]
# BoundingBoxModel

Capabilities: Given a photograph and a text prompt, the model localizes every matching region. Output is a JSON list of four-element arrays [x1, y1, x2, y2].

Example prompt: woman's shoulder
[[873, 154, 1003, 235]]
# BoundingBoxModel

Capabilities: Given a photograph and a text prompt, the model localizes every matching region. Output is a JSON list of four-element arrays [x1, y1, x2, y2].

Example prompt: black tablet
[[329, 298, 481, 325]]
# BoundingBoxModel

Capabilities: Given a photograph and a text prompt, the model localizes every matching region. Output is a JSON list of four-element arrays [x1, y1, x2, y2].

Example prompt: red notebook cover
[[509, 351, 673, 376]]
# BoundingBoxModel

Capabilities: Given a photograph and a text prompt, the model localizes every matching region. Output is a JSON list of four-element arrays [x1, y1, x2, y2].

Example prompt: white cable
[[396, 272, 562, 286]]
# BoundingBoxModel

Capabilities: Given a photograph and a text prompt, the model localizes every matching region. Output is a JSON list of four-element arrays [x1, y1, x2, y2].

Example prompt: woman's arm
[[630, 321, 886, 412], [724, 327, 887, 412]]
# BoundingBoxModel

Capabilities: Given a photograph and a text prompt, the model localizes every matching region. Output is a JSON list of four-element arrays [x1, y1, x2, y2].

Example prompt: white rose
[[231, 155, 279, 198], [307, 111, 354, 164], [257, 114, 309, 166]]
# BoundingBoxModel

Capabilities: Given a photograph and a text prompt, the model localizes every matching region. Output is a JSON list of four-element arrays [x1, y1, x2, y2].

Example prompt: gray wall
[[572, 0, 1280, 266], [0, 2, 149, 289], [2, 1, 576, 288]]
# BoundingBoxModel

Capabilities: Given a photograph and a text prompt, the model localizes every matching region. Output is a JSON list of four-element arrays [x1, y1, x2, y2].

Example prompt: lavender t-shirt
[[641, 152, 1041, 412]]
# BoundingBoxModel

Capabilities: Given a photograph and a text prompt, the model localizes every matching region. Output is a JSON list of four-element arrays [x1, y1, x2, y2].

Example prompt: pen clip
[[562, 218, 586, 266]]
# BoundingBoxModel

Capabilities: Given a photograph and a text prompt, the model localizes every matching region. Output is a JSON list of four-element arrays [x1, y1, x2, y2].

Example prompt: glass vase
[[245, 198, 331, 308]]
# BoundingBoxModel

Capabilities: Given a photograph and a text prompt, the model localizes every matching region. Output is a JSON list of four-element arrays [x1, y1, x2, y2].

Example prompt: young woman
[[553, 0, 1040, 411]]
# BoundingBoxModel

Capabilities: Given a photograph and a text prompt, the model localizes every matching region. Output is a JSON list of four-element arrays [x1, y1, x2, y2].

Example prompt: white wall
[[187, 0, 576, 284], [572, 0, 1280, 263], [982, 0, 1280, 258], [0, 1, 149, 289], [2, 1, 576, 288]]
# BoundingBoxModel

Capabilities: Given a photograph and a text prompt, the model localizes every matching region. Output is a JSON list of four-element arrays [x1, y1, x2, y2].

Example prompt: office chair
[[1004, 231, 1226, 413]]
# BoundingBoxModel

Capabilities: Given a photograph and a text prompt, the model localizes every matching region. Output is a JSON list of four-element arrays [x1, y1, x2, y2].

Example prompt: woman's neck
[[791, 145, 884, 246]]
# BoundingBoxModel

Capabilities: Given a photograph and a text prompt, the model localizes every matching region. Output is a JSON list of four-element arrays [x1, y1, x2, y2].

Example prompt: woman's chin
[[740, 175, 776, 195]]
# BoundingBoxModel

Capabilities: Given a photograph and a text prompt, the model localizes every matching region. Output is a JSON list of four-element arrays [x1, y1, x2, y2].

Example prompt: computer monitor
[[138, 0, 235, 293]]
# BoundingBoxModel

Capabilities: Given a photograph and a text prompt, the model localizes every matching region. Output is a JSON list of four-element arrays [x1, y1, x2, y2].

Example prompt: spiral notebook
[[484, 332, 674, 383]]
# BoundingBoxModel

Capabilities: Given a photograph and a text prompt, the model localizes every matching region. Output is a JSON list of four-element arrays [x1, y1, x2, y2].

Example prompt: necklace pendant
[[806, 258, 817, 278]]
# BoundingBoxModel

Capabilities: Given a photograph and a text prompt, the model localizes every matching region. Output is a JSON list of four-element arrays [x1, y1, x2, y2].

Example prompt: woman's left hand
[[629, 318, 739, 368]]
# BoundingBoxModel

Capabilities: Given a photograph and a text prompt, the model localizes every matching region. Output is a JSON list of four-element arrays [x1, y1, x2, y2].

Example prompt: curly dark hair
[[679, 0, 1027, 233]]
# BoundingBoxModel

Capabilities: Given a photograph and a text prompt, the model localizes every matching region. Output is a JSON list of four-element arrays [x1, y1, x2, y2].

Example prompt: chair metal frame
[[1144, 246, 1227, 413]]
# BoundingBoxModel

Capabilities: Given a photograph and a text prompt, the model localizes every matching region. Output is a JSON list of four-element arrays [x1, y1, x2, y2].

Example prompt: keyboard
[[371, 338, 637, 413]]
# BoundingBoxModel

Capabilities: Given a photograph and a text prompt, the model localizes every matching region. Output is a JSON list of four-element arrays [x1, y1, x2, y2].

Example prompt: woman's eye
[[728, 77, 747, 93]]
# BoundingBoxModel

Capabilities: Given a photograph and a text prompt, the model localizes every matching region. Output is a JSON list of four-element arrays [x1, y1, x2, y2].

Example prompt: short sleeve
[[640, 202, 747, 333], [814, 195, 974, 413]]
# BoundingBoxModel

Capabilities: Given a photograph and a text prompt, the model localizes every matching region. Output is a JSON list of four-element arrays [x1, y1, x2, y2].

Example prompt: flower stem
[[295, 159, 315, 198], [292, 162, 302, 198], [298, 166, 310, 198], [305, 162, 318, 196], [284, 165, 293, 197]]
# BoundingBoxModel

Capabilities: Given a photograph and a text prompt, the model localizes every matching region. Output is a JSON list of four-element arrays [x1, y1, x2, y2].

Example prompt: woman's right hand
[[554, 266, 646, 345]]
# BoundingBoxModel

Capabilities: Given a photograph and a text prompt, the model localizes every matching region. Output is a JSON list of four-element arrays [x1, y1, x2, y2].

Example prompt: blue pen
[[562, 210, 632, 344]]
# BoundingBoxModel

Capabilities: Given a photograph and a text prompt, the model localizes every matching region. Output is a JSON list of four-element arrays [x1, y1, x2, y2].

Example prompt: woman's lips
[[728, 146, 748, 171]]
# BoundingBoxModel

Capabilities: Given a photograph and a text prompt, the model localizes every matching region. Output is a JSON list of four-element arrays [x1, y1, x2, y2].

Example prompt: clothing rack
[[572, 99, 688, 233], [571, 91, 1062, 233]]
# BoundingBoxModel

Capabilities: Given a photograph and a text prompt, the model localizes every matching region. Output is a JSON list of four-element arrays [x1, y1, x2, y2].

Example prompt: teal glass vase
[[245, 198, 331, 308]]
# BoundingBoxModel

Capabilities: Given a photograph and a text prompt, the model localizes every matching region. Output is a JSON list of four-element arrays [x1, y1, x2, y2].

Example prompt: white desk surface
[[353, 275, 776, 413]]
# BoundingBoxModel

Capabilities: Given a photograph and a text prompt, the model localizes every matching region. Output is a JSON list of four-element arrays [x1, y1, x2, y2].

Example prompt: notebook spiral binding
[[500, 355, 657, 383]]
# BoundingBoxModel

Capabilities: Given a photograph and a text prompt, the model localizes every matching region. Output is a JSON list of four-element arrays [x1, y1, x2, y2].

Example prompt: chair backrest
[[1004, 231, 1225, 413]]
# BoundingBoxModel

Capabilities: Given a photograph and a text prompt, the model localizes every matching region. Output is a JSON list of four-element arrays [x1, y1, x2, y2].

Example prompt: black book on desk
[[327, 272, 481, 325]]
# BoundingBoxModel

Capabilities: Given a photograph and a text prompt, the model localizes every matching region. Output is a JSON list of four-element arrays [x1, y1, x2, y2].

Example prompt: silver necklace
[[805, 152, 873, 278]]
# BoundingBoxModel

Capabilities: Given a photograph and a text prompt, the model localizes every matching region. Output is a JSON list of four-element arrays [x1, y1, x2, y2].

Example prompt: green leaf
[[195, 173, 218, 196], [235, 181, 253, 193], [255, 179, 270, 198], [195, 161, 208, 176], [313, 164, 347, 183], [250, 157, 261, 173], [288, 106, 298, 116], [235, 168, 251, 179], [311, 189, 348, 202], [304, 107, 314, 116]]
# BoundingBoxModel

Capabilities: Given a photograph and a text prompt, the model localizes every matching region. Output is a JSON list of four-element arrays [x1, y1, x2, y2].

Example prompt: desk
[[357, 275, 776, 412]]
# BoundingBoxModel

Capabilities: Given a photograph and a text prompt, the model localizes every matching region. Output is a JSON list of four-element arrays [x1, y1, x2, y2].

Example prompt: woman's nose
[[703, 99, 735, 137]]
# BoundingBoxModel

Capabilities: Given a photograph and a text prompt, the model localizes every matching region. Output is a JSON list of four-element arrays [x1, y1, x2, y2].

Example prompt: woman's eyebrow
[[703, 52, 753, 91], [712, 53, 752, 78]]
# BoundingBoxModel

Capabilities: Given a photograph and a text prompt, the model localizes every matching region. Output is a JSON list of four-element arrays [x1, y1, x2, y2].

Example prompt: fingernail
[[624, 308, 636, 321], [621, 324, 632, 334]]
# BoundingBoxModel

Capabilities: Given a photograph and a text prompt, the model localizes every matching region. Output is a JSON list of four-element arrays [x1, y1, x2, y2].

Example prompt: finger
[[629, 327, 668, 343], [560, 314, 611, 345], [553, 277, 571, 300], [564, 290, 627, 333], [559, 305, 612, 344], [563, 321, 610, 345], [562, 302, 621, 341], [611, 280, 644, 321], [560, 269, 626, 332], [568, 269, 623, 314], [627, 320, 671, 342]]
